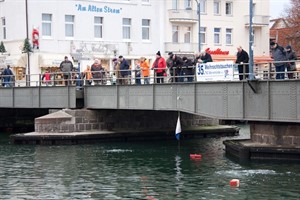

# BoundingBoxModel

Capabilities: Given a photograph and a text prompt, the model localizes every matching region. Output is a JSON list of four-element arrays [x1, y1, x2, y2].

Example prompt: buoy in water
[[189, 154, 202, 160], [230, 179, 240, 187]]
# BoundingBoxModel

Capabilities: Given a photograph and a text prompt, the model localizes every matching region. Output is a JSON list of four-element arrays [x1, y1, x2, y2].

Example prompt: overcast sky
[[270, 0, 290, 19]]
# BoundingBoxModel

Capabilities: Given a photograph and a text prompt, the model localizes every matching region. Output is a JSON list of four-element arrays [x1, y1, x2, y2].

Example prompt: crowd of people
[[1, 46, 298, 87]]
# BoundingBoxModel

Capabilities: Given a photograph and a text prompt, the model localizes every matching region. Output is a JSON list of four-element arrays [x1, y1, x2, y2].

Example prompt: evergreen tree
[[0, 41, 6, 53], [22, 38, 33, 53]]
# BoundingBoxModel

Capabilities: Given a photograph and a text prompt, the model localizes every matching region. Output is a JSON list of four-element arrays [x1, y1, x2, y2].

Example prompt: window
[[200, 0, 207, 13], [214, 28, 221, 44], [185, 0, 192, 9], [225, 2, 233, 15], [172, 0, 178, 10], [200, 27, 206, 44], [142, 19, 150, 40], [226, 28, 232, 45], [172, 26, 178, 43], [214, 1, 221, 15], [65, 15, 74, 37], [122, 18, 131, 39], [94, 17, 103, 38], [1, 18, 6, 39], [184, 26, 191, 43], [42, 14, 52, 37]]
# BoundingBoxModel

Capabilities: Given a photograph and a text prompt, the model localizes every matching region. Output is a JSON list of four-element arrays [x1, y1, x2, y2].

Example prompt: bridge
[[0, 79, 299, 123]]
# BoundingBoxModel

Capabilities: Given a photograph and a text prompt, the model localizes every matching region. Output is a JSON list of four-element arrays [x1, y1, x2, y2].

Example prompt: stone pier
[[224, 122, 300, 162], [11, 109, 239, 145]]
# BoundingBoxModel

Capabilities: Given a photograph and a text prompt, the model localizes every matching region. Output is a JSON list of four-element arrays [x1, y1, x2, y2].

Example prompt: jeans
[[144, 76, 150, 84], [275, 65, 285, 79]]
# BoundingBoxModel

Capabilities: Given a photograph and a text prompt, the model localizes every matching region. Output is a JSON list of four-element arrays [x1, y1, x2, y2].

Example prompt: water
[[0, 125, 299, 200]]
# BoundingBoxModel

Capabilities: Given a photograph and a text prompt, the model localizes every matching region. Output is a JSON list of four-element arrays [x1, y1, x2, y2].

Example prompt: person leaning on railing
[[182, 57, 194, 82], [285, 45, 297, 79], [2, 65, 14, 87], [235, 46, 249, 80]]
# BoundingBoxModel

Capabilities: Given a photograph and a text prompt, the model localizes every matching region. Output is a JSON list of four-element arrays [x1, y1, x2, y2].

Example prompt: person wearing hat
[[285, 45, 297, 79], [152, 51, 166, 83], [140, 57, 150, 84], [59, 56, 74, 86], [270, 41, 287, 79]]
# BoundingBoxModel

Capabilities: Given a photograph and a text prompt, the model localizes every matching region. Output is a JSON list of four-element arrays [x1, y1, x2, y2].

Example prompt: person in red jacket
[[152, 51, 166, 83]]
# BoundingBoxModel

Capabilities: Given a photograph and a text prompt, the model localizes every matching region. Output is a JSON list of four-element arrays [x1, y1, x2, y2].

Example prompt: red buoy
[[189, 154, 202, 160], [229, 179, 240, 187]]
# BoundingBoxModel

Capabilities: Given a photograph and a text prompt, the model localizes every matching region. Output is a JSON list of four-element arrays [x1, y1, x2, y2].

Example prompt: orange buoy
[[189, 154, 202, 160], [230, 179, 240, 187]]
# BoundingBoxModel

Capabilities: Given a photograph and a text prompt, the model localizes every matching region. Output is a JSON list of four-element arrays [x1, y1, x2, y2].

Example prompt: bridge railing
[[1, 59, 299, 87]]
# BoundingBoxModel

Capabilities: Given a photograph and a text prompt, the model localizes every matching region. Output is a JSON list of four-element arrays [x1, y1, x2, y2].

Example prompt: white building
[[0, 0, 270, 85]]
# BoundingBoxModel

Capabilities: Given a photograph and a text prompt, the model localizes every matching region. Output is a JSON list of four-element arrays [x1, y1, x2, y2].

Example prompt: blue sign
[[76, 4, 122, 14]]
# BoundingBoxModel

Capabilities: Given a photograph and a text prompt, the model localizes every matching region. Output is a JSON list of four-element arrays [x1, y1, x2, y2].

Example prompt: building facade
[[0, 0, 270, 85]]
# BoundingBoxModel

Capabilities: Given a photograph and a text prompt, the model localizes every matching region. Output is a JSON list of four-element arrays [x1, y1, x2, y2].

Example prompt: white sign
[[196, 61, 235, 81]]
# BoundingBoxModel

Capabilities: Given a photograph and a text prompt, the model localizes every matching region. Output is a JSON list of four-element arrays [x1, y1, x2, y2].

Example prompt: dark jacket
[[271, 45, 287, 66], [183, 58, 194, 75], [120, 59, 130, 76], [60, 60, 73, 73], [200, 53, 213, 63], [286, 48, 297, 67], [236, 49, 249, 64]]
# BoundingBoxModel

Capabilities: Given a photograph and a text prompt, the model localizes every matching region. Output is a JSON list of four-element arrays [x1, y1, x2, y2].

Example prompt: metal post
[[249, 0, 254, 80], [25, 0, 30, 86], [195, 0, 201, 52]]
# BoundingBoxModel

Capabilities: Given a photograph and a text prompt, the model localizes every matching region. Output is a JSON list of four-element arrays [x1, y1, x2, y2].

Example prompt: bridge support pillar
[[224, 122, 300, 162]]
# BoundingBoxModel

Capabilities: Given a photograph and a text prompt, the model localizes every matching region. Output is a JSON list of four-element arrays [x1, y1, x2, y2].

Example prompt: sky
[[270, 0, 291, 19]]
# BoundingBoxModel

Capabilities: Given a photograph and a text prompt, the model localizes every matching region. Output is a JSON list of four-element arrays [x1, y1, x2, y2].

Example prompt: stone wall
[[35, 109, 219, 133], [250, 123, 300, 146]]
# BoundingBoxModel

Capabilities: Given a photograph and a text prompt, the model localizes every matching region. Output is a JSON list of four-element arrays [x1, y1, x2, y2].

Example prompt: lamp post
[[195, 0, 201, 52], [25, 0, 31, 86], [248, 0, 254, 80]]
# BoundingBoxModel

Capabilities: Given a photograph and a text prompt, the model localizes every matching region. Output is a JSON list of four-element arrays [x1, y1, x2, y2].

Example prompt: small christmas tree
[[22, 38, 33, 53], [0, 41, 6, 53]]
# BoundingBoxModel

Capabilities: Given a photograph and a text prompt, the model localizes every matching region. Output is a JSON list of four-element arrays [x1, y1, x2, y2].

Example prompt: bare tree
[[284, 0, 300, 53]]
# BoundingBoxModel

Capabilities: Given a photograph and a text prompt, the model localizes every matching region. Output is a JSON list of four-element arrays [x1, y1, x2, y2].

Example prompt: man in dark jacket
[[270, 42, 286, 79], [170, 53, 183, 82], [60, 56, 74, 86], [118, 55, 130, 85], [285, 45, 297, 79], [2, 65, 14, 87], [235, 46, 249, 80], [200, 50, 213, 63], [182, 57, 194, 82]]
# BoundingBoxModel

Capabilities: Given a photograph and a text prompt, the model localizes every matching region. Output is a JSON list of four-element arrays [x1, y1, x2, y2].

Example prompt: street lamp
[[195, 0, 201, 52], [25, 0, 31, 86], [248, 0, 254, 80]]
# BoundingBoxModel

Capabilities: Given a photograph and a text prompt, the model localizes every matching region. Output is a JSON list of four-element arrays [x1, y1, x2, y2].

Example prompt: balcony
[[244, 15, 270, 27], [164, 42, 198, 53], [168, 9, 198, 23]]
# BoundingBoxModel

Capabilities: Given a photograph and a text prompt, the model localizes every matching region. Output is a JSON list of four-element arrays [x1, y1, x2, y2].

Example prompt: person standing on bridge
[[235, 46, 249, 80], [152, 51, 166, 84], [119, 55, 130, 85], [91, 59, 105, 85], [285, 45, 297, 79], [270, 41, 287, 80], [2, 65, 14, 87], [59, 56, 74, 86], [140, 57, 150, 84]]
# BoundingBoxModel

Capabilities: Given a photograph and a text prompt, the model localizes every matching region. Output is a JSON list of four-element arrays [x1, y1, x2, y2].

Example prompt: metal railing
[[0, 60, 299, 88]]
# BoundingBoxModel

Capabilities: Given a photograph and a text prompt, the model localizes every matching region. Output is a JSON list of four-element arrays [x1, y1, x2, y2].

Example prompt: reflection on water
[[0, 125, 299, 199]]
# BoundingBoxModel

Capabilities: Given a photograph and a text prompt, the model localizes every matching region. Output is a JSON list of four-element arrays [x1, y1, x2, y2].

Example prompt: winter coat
[[120, 59, 130, 76], [60, 60, 73, 73], [271, 45, 287, 66], [140, 60, 150, 77], [152, 57, 166, 73], [236, 50, 249, 64], [200, 53, 213, 63]]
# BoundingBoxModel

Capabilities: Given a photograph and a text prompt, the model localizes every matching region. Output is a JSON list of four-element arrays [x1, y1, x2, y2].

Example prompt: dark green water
[[0, 125, 299, 200]]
